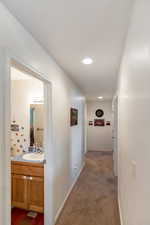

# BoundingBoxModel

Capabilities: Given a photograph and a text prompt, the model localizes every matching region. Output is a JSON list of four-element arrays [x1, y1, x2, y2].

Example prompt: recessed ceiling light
[[98, 96, 103, 99], [82, 57, 93, 65]]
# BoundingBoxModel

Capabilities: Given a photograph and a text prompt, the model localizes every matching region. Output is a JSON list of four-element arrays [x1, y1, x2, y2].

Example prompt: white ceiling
[[2, 0, 132, 100]]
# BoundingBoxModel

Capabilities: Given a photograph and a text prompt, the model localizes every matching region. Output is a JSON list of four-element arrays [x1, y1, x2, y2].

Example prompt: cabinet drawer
[[11, 161, 44, 177]]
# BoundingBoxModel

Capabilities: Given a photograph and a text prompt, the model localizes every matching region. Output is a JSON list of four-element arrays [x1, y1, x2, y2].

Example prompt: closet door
[[12, 174, 28, 209]]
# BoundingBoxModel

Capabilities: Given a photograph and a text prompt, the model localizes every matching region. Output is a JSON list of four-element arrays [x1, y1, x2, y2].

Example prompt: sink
[[22, 153, 44, 161]]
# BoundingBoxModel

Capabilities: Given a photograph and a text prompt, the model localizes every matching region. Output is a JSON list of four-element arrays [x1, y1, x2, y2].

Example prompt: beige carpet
[[56, 151, 120, 225]]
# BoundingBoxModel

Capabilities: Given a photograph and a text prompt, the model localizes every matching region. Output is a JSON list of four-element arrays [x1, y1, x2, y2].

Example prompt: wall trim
[[87, 149, 113, 152], [118, 196, 123, 225], [54, 163, 85, 223], [0, 50, 54, 225]]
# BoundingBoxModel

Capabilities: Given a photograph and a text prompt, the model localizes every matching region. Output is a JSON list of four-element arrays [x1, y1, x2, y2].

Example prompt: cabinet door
[[12, 174, 28, 209], [28, 176, 44, 213]]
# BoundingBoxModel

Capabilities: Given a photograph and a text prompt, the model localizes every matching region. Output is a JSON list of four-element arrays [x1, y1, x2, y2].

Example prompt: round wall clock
[[95, 109, 104, 118]]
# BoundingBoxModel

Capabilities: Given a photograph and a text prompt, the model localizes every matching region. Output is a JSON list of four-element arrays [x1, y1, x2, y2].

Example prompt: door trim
[[0, 49, 54, 225]]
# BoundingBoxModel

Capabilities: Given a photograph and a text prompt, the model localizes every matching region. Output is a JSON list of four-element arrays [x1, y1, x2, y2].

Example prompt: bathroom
[[11, 65, 45, 225]]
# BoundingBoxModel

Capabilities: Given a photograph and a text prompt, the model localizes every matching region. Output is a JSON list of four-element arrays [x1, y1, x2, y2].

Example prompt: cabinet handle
[[22, 176, 33, 180]]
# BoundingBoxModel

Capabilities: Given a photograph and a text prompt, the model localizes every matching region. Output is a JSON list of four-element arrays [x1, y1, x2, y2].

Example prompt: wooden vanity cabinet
[[12, 174, 28, 209], [11, 161, 44, 213], [28, 176, 44, 212]]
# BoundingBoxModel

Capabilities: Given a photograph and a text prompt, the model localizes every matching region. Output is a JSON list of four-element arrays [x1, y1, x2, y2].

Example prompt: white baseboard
[[87, 149, 112, 152], [54, 163, 85, 223], [118, 197, 123, 225]]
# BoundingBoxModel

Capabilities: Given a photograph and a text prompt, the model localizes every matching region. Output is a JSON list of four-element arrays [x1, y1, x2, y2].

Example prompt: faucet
[[28, 144, 43, 153], [35, 143, 43, 153]]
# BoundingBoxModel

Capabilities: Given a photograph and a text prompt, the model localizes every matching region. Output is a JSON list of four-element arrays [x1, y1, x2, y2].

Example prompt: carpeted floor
[[11, 151, 120, 225], [56, 151, 120, 225]]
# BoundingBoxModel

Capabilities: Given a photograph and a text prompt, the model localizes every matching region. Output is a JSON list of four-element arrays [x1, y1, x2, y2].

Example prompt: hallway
[[56, 151, 120, 225]]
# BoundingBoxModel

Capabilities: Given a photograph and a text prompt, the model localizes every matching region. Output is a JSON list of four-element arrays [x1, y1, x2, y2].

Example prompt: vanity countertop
[[11, 153, 45, 164]]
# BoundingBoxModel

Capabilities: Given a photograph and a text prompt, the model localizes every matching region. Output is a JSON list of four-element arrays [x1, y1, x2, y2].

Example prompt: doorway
[[0, 55, 53, 225], [11, 65, 45, 225]]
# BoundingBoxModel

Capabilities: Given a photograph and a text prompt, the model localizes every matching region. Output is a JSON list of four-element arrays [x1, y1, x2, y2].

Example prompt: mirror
[[30, 104, 44, 147]]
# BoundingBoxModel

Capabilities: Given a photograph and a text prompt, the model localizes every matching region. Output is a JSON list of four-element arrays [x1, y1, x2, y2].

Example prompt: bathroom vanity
[[11, 160, 44, 213]]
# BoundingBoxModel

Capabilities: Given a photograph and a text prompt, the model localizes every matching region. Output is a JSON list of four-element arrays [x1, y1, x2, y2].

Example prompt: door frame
[[112, 95, 118, 176], [0, 49, 54, 225]]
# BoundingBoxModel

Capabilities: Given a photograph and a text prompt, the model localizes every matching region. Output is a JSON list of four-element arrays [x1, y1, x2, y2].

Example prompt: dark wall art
[[95, 109, 104, 118], [106, 121, 111, 126], [70, 108, 78, 126], [94, 119, 105, 126], [89, 121, 93, 126]]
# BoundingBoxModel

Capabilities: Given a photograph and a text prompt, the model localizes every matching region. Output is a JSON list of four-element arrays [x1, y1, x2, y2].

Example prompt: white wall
[[118, 0, 150, 224], [0, 3, 85, 225], [87, 100, 112, 151]]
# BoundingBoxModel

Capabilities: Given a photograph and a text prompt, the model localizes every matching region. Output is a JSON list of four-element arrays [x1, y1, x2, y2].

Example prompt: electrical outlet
[[72, 166, 78, 177]]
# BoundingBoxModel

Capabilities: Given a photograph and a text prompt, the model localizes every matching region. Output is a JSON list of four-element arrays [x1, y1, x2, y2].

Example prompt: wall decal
[[11, 121, 28, 156], [106, 121, 111, 126], [95, 109, 104, 118], [11, 124, 19, 132], [94, 119, 105, 126], [89, 121, 93, 126], [70, 108, 78, 126]]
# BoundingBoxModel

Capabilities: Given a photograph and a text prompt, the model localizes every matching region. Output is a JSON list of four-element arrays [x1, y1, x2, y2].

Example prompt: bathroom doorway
[[0, 55, 54, 225], [10, 64, 45, 224]]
